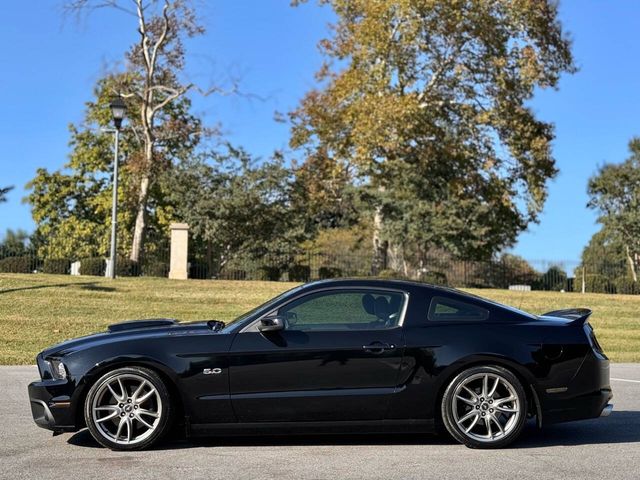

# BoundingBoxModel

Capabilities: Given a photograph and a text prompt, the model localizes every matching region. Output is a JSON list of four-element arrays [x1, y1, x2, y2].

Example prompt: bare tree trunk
[[129, 0, 185, 263], [206, 239, 213, 278], [130, 175, 150, 263], [130, 107, 154, 262], [388, 243, 406, 275], [626, 245, 638, 282], [66, 0, 233, 263], [372, 206, 388, 275]]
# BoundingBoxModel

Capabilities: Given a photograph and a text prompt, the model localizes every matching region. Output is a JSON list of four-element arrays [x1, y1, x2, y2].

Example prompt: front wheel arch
[[83, 366, 173, 449], [75, 358, 184, 430]]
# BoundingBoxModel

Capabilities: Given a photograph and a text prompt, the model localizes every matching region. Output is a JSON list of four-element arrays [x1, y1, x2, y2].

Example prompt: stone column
[[169, 223, 189, 280]]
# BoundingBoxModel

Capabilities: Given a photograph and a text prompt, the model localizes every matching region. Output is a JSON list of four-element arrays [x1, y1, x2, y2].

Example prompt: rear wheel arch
[[440, 363, 528, 447], [433, 356, 540, 427]]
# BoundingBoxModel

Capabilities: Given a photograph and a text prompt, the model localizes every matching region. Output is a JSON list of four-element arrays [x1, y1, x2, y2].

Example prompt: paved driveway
[[2, 364, 639, 480]]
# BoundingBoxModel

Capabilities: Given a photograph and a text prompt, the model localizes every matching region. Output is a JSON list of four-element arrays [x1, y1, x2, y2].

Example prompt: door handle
[[362, 342, 396, 354]]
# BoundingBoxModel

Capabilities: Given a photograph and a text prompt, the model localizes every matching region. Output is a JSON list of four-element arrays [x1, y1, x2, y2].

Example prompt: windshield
[[221, 284, 305, 332]]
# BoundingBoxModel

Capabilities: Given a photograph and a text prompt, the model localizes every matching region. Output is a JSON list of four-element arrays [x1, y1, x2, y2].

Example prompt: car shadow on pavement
[[514, 410, 640, 448], [67, 429, 452, 450], [67, 411, 640, 451]]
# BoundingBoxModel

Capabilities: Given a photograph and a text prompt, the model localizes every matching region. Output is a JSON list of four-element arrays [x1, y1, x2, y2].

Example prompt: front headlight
[[47, 359, 67, 380]]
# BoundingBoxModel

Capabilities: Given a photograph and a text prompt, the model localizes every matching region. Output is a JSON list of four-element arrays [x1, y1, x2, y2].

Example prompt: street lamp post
[[107, 96, 126, 279]]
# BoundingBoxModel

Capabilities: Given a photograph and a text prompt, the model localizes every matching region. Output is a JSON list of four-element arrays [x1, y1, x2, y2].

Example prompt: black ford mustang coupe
[[28, 279, 612, 450]]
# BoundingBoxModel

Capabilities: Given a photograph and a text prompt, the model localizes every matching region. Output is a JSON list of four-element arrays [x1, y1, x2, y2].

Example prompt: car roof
[[301, 277, 447, 292], [299, 278, 536, 319]]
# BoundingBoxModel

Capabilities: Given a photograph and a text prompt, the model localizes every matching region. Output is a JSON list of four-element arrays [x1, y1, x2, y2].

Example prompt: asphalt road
[[2, 364, 639, 480]]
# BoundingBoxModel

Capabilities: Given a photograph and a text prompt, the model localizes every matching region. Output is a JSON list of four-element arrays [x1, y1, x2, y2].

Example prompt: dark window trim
[[427, 295, 490, 322]]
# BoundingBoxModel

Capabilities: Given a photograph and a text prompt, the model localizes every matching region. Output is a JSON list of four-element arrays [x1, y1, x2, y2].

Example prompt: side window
[[279, 290, 405, 331], [427, 296, 489, 322]]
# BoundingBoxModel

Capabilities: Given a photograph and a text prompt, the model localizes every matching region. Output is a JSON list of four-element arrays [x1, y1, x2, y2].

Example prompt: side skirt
[[189, 419, 435, 437]]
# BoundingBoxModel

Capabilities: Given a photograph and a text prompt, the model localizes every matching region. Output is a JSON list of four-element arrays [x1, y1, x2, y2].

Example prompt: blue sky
[[1, 0, 639, 262]]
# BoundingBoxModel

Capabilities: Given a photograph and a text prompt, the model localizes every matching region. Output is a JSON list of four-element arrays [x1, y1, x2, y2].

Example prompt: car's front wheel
[[84, 366, 172, 450], [441, 365, 527, 449]]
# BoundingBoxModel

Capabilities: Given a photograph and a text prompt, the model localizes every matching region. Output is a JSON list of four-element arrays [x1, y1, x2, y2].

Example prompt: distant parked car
[[28, 279, 612, 450]]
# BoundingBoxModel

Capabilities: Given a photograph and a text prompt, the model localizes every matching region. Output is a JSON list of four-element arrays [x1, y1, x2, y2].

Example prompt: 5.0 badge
[[203, 368, 222, 375]]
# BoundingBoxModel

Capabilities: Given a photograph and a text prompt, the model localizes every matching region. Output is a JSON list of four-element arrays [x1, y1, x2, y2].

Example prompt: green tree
[[65, 0, 228, 263], [26, 74, 201, 260], [167, 145, 304, 274], [291, 149, 363, 232], [0, 229, 30, 255], [0, 186, 13, 204], [458, 252, 538, 288], [535, 265, 568, 291], [587, 139, 640, 281], [291, 0, 575, 272], [579, 227, 627, 279], [574, 226, 628, 294]]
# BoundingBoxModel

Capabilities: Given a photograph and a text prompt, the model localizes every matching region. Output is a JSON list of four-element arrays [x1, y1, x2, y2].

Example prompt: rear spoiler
[[541, 308, 592, 326]]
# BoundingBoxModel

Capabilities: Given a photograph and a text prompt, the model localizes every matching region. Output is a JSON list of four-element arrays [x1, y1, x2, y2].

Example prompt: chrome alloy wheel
[[91, 373, 162, 445], [451, 372, 521, 443]]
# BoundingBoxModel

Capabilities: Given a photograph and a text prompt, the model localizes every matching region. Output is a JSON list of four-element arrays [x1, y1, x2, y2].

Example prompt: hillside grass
[[0, 273, 638, 364]]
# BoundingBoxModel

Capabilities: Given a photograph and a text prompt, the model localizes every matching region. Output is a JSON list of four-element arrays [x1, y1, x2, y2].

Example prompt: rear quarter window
[[428, 296, 489, 322]]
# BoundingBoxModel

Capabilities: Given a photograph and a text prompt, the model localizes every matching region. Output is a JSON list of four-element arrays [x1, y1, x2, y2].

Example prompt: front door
[[228, 288, 408, 422]]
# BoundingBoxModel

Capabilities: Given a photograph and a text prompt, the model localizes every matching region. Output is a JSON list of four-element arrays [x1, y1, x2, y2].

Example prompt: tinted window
[[223, 284, 305, 332], [279, 290, 405, 331], [428, 296, 489, 322]]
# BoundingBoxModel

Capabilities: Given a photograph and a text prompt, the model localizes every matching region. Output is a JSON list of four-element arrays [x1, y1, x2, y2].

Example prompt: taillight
[[584, 322, 604, 354]]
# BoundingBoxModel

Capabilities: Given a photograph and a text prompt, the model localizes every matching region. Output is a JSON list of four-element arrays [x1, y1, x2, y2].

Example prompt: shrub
[[318, 266, 342, 279], [288, 264, 310, 282], [79, 257, 105, 276], [219, 269, 246, 280], [534, 266, 568, 291], [144, 262, 169, 278], [189, 262, 209, 279], [583, 274, 615, 294], [0, 256, 33, 273], [614, 277, 640, 295], [418, 270, 447, 286], [565, 277, 575, 292], [42, 258, 71, 275], [473, 254, 539, 289], [377, 269, 408, 280], [116, 258, 140, 277], [258, 266, 281, 281]]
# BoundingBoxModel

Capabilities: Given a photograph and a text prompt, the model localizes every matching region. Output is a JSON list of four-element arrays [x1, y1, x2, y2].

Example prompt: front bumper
[[28, 379, 79, 432]]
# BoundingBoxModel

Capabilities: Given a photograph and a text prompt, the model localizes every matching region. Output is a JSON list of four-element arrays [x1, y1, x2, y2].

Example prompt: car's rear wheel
[[84, 366, 172, 450], [441, 365, 527, 449]]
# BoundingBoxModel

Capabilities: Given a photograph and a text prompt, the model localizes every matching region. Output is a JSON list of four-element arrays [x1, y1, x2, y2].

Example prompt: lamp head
[[109, 96, 126, 130]]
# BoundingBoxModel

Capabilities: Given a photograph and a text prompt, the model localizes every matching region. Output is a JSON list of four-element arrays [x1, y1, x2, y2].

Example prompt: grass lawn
[[0, 273, 638, 364]]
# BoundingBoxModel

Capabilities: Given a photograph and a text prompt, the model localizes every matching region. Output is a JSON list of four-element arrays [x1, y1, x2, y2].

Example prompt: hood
[[40, 318, 215, 358], [107, 318, 178, 332]]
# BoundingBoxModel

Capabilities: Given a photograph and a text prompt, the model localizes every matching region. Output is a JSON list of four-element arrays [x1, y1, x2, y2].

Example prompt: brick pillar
[[169, 223, 189, 280]]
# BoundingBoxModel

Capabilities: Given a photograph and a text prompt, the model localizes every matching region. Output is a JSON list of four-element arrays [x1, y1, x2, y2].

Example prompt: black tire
[[441, 365, 527, 449], [84, 366, 173, 451]]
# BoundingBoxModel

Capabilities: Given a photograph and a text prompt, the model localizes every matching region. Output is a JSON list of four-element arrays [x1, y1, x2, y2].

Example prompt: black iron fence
[[1, 244, 636, 294]]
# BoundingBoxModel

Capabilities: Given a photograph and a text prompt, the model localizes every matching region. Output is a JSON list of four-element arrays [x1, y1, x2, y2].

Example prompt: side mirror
[[258, 316, 285, 333]]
